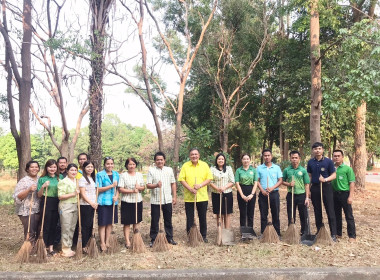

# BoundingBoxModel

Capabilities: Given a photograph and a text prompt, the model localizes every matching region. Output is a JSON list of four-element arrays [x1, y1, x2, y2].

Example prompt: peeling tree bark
[[309, 0, 322, 148]]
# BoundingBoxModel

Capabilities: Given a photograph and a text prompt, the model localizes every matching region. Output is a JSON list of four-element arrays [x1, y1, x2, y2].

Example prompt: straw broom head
[[131, 228, 146, 253], [15, 234, 32, 263]]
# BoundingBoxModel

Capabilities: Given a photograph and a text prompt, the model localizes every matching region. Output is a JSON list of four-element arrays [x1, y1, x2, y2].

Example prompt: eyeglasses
[[105, 156, 113, 160]]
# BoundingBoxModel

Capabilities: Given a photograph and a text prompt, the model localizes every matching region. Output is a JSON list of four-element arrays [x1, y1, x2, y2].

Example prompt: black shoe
[[331, 235, 337, 242], [149, 241, 154, 248], [167, 239, 177, 245], [203, 237, 208, 243]]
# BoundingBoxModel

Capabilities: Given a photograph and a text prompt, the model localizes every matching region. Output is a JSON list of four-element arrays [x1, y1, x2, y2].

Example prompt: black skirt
[[120, 201, 143, 225], [212, 192, 233, 215], [98, 205, 118, 226]]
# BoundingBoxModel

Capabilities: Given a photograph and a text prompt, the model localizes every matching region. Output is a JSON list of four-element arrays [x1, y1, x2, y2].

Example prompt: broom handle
[[193, 177, 197, 224], [224, 196, 228, 229], [92, 185, 99, 235], [267, 176, 271, 214], [219, 192, 222, 226], [159, 179, 163, 225], [320, 182, 324, 220], [76, 179, 82, 233], [40, 182, 49, 234], [135, 190, 138, 225], [26, 192, 34, 236], [291, 175, 294, 221]]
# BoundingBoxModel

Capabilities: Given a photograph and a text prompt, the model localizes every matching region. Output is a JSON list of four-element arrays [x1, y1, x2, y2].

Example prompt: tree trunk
[[138, 0, 164, 151], [18, 0, 32, 179], [221, 104, 229, 153], [88, 0, 113, 170], [309, 0, 322, 149], [353, 101, 367, 191], [173, 80, 185, 177]]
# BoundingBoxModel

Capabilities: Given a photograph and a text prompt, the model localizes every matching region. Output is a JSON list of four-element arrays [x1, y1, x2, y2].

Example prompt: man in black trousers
[[307, 142, 337, 241]]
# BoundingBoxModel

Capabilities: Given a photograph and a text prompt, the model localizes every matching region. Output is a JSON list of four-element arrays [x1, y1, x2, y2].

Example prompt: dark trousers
[[258, 191, 281, 236], [150, 203, 173, 242], [185, 201, 208, 239], [333, 191, 356, 238], [237, 185, 256, 227], [286, 192, 307, 234], [18, 213, 40, 245], [53, 215, 61, 246], [80, 205, 95, 247], [41, 209, 59, 246], [311, 182, 337, 236]]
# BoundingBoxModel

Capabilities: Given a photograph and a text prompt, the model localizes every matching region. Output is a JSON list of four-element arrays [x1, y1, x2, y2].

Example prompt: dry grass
[[0, 183, 379, 271]]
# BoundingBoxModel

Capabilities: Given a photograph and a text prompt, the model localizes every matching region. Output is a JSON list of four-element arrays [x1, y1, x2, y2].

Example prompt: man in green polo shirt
[[332, 150, 356, 242], [282, 151, 310, 236]]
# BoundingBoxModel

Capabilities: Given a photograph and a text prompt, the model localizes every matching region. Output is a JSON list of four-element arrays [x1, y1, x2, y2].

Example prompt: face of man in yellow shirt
[[190, 149, 200, 165]]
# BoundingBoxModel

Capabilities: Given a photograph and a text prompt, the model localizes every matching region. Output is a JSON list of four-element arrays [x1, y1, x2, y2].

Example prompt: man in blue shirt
[[257, 149, 283, 236], [307, 142, 337, 241]]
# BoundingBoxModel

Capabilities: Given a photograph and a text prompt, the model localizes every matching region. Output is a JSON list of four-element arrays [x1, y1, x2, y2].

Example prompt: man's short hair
[[262, 149, 272, 155], [189, 148, 200, 154], [154, 151, 166, 160], [333, 149, 344, 156], [289, 150, 300, 157], [77, 153, 89, 161], [312, 142, 324, 149], [57, 156, 67, 163]]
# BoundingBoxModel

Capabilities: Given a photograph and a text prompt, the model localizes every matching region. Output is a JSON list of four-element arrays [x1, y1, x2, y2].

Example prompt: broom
[[75, 180, 83, 259], [15, 192, 34, 263], [152, 182, 170, 252], [283, 175, 299, 244], [108, 186, 119, 254], [36, 183, 48, 263], [131, 187, 145, 253], [188, 178, 203, 247], [315, 181, 333, 245], [261, 177, 279, 243], [216, 191, 222, 246], [86, 187, 99, 258]]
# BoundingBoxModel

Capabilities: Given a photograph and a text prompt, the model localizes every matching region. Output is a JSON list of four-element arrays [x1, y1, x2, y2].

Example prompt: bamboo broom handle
[[40, 182, 49, 234], [76, 179, 82, 233], [291, 175, 294, 222], [26, 192, 34, 238]]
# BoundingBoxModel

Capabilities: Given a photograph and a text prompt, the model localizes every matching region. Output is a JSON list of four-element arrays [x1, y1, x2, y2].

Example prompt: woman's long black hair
[[214, 153, 227, 173]]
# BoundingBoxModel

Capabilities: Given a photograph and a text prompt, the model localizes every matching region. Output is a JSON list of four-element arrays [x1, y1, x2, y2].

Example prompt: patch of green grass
[[0, 191, 14, 205]]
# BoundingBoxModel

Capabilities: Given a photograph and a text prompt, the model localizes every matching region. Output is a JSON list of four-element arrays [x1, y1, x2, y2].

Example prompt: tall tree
[[146, 0, 218, 174], [0, 0, 32, 180], [309, 0, 322, 147], [88, 0, 114, 169]]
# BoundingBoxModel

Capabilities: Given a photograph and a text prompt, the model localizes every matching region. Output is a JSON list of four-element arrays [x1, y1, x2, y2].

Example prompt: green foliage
[[0, 191, 14, 206]]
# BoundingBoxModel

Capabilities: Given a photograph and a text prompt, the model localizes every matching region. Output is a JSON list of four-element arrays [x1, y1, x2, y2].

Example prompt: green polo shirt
[[235, 166, 258, 185], [37, 174, 63, 197], [332, 163, 355, 192], [282, 165, 310, 194]]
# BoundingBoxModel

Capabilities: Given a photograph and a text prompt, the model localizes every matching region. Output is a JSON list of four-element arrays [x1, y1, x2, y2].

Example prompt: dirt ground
[[0, 183, 379, 272]]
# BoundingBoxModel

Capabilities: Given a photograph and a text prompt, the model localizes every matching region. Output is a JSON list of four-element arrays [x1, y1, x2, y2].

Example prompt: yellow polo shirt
[[178, 160, 213, 202]]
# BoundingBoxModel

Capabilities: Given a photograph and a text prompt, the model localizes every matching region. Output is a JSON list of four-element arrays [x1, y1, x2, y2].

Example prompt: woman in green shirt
[[37, 159, 62, 256], [58, 163, 79, 257], [235, 154, 258, 237]]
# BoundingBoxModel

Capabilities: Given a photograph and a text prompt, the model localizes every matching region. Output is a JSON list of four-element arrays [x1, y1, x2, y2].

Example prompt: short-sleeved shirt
[[58, 177, 78, 204], [78, 176, 96, 205], [211, 166, 235, 194], [307, 157, 335, 184], [257, 163, 283, 191], [96, 170, 119, 206], [118, 172, 145, 203], [13, 176, 40, 216], [332, 164, 355, 192], [178, 160, 213, 202], [147, 166, 176, 205], [282, 165, 310, 194], [234, 166, 258, 186], [37, 174, 63, 197]]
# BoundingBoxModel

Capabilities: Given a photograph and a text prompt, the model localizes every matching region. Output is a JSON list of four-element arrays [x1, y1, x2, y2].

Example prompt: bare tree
[[29, 0, 89, 162], [200, 6, 270, 153], [88, 0, 114, 169], [108, 0, 165, 151], [0, 0, 32, 180], [145, 0, 218, 172]]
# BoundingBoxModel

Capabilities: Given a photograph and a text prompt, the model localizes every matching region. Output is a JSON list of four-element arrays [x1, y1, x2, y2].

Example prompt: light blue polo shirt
[[257, 163, 283, 190]]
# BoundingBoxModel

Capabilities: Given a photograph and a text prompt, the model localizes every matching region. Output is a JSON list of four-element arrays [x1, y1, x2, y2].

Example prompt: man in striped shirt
[[147, 152, 177, 246]]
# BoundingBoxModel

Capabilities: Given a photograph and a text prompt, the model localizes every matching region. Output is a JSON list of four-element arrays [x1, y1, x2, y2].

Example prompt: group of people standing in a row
[[14, 142, 356, 257]]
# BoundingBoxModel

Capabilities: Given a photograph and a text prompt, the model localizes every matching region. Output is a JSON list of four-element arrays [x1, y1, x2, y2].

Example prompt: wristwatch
[[324, 178, 328, 183]]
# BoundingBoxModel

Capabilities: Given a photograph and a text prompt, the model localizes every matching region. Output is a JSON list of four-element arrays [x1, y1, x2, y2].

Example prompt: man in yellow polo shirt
[[179, 148, 213, 243]]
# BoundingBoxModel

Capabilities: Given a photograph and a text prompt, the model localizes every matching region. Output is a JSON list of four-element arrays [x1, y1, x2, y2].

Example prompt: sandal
[[100, 244, 108, 252], [61, 250, 75, 258], [48, 250, 58, 257], [124, 244, 131, 249]]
